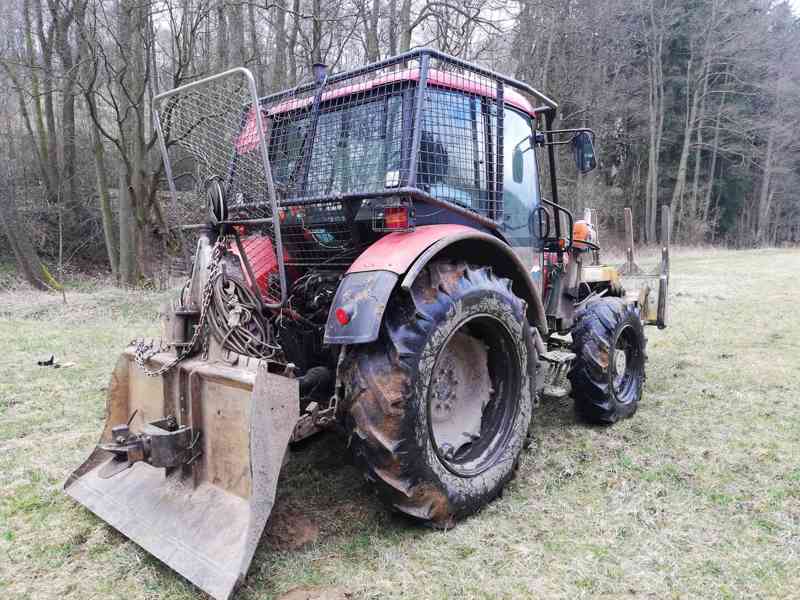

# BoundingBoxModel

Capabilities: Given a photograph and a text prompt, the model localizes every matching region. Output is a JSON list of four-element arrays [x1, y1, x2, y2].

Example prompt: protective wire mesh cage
[[153, 68, 287, 306], [154, 49, 555, 306]]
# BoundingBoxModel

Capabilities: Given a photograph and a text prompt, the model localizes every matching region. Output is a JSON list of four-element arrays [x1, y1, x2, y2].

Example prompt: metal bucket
[[64, 346, 299, 600]]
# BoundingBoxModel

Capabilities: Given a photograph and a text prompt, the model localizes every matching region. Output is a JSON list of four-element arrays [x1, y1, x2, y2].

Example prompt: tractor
[[64, 49, 670, 600]]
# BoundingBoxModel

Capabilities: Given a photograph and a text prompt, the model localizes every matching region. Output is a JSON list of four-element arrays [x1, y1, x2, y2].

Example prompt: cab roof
[[265, 68, 537, 118]]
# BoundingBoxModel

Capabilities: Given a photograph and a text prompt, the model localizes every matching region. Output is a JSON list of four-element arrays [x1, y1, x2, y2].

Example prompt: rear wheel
[[568, 297, 646, 423], [339, 261, 533, 528]]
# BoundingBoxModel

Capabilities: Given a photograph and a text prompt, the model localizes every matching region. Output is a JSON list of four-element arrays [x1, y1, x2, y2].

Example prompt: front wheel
[[568, 297, 646, 424], [339, 261, 533, 528]]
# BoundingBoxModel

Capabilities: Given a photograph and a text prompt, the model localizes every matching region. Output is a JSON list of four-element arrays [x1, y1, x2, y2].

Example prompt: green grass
[[1, 249, 800, 599]]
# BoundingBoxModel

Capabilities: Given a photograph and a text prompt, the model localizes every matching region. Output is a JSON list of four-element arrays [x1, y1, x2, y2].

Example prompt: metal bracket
[[98, 416, 198, 478]]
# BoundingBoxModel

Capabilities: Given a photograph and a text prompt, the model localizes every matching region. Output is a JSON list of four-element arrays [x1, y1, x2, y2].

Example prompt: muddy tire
[[339, 261, 533, 528], [568, 297, 646, 424]]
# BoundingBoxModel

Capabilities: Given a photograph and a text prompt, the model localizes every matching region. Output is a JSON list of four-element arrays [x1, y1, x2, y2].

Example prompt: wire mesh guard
[[154, 69, 286, 305], [155, 50, 544, 305]]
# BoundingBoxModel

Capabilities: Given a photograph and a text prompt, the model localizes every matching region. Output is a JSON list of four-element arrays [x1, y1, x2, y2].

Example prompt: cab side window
[[501, 108, 539, 246], [418, 90, 488, 209]]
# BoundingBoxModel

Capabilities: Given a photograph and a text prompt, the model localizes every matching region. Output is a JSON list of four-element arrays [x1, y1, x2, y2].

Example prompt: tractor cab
[[228, 62, 556, 274]]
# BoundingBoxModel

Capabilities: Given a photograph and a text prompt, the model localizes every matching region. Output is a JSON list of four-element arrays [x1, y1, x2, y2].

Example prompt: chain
[[133, 239, 227, 377]]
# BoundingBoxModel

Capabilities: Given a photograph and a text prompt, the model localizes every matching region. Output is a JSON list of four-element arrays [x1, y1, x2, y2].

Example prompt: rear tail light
[[335, 307, 351, 326], [384, 206, 409, 230]]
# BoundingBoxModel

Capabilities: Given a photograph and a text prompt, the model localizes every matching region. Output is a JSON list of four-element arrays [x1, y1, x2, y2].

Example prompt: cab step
[[541, 350, 576, 401]]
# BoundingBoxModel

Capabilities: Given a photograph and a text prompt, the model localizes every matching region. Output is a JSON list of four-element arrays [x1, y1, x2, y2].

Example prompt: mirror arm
[[534, 127, 595, 146]]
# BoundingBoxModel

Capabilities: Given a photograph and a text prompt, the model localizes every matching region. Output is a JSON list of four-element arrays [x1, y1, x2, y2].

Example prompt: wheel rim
[[427, 315, 521, 478], [610, 324, 642, 402]]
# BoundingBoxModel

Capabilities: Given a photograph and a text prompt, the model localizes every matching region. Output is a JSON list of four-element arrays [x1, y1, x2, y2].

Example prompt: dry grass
[[1, 248, 799, 599]]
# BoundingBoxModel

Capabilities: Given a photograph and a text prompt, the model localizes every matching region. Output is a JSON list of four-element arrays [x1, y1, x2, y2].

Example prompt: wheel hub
[[612, 348, 627, 386], [429, 331, 492, 459]]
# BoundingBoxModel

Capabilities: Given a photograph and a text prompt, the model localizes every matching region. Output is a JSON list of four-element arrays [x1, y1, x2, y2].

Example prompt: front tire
[[569, 297, 646, 423], [339, 261, 533, 528]]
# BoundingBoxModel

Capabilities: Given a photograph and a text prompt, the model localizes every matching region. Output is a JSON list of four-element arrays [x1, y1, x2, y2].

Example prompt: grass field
[[1, 248, 799, 600]]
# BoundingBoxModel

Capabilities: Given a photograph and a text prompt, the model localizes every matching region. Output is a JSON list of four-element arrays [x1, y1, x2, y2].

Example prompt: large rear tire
[[339, 261, 533, 528], [568, 297, 646, 424]]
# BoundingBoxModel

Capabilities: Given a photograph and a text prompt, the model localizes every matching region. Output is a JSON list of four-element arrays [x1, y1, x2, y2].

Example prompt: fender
[[324, 225, 548, 345]]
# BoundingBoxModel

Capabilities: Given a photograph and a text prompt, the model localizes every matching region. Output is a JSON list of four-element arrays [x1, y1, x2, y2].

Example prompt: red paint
[[228, 235, 279, 299], [234, 107, 263, 154], [236, 68, 537, 153], [348, 224, 474, 274]]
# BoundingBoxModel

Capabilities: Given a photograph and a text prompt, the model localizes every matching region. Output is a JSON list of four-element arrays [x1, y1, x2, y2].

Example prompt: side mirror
[[531, 205, 551, 241], [572, 131, 597, 174], [512, 146, 524, 183]]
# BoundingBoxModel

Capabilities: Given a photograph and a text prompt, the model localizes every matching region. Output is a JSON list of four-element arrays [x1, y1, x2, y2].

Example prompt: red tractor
[[65, 49, 669, 600]]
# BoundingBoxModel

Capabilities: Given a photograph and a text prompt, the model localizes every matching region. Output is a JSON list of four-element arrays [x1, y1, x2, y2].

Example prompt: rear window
[[268, 95, 403, 199]]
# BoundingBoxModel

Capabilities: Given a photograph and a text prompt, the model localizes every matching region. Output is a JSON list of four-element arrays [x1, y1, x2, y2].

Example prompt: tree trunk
[[755, 125, 775, 245], [0, 138, 60, 292], [311, 0, 323, 65], [23, 0, 54, 196], [643, 0, 667, 243], [247, 1, 263, 89], [688, 62, 710, 233], [0, 193, 50, 291], [287, 0, 301, 84], [669, 54, 698, 240], [229, 0, 246, 67], [400, 0, 412, 52], [35, 0, 60, 200], [702, 89, 726, 225], [365, 0, 381, 62], [388, 0, 398, 56], [118, 169, 135, 285], [52, 0, 80, 210], [216, 1, 228, 71], [273, 0, 287, 90], [91, 114, 119, 280]]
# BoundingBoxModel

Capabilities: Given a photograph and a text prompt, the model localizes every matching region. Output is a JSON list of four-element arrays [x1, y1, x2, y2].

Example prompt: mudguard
[[324, 225, 548, 345]]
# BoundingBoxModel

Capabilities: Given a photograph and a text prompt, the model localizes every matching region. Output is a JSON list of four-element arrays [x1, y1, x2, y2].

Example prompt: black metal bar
[[483, 100, 496, 219], [545, 112, 560, 210], [495, 81, 504, 222], [545, 111, 563, 263], [470, 98, 480, 192], [399, 88, 415, 185], [298, 74, 329, 194], [540, 127, 596, 146], [406, 52, 430, 187]]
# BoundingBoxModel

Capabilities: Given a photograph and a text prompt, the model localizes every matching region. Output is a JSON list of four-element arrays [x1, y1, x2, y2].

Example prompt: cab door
[[499, 107, 540, 271]]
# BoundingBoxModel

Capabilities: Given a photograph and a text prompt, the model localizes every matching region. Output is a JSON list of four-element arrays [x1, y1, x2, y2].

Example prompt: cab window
[[501, 108, 539, 246]]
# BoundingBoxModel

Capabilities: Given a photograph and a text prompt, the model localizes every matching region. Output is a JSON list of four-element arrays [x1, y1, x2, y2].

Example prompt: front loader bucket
[[65, 345, 299, 600]]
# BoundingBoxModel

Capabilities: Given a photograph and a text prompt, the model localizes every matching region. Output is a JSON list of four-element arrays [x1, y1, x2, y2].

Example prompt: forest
[[0, 0, 798, 288]]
